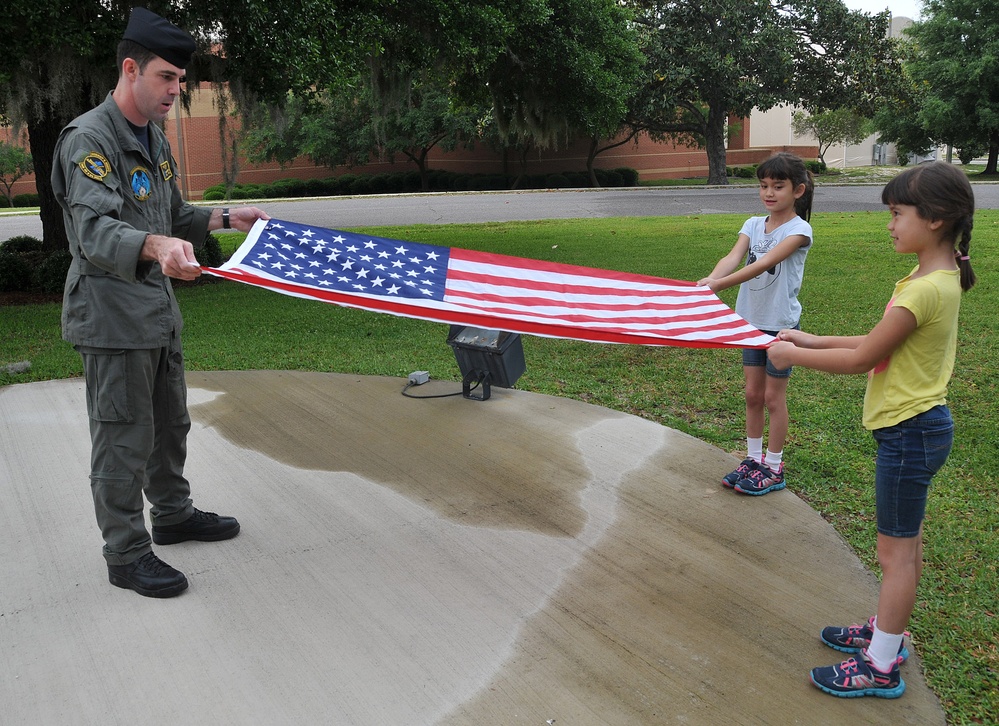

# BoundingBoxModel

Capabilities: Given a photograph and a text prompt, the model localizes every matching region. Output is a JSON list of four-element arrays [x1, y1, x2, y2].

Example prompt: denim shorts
[[873, 404, 953, 538], [742, 328, 793, 378]]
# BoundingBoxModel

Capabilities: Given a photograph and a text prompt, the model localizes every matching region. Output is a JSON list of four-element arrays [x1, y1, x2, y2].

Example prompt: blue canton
[[245, 221, 451, 301]]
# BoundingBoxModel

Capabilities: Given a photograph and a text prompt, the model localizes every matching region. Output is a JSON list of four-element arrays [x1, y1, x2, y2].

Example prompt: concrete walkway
[[1, 371, 945, 725]]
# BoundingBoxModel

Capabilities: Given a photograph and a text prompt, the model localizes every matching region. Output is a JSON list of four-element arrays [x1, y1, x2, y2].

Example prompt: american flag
[[203, 219, 773, 349]]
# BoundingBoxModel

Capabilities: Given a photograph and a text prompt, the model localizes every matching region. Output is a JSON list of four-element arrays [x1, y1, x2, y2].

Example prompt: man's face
[[132, 56, 185, 123]]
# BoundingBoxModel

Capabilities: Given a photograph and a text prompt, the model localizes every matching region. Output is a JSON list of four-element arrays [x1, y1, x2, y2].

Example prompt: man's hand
[[214, 206, 270, 232], [141, 234, 202, 280]]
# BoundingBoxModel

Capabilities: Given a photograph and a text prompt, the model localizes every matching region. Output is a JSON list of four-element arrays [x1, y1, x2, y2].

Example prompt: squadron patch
[[79, 152, 111, 181], [130, 167, 152, 201], [159, 159, 173, 181]]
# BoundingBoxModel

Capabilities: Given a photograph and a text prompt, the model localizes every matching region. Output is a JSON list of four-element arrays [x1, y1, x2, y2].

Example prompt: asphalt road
[[4, 183, 998, 240]]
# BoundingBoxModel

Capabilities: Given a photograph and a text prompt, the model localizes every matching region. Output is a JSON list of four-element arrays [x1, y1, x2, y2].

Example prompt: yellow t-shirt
[[862, 268, 961, 430]]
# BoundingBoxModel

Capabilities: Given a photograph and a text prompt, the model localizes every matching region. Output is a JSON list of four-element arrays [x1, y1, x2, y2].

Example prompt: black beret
[[122, 7, 196, 69]]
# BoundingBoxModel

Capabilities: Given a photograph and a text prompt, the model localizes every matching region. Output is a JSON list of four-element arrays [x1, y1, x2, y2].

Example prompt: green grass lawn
[[2, 211, 997, 722]]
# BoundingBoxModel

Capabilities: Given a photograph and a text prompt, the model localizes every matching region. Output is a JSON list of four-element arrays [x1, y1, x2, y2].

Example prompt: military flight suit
[[52, 92, 212, 565]]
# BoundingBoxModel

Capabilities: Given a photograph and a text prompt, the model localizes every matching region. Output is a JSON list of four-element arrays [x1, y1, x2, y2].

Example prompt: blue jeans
[[873, 405, 953, 538], [742, 327, 796, 378]]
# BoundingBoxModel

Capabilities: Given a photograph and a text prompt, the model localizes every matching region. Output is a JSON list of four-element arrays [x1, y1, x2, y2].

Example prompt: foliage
[[905, 0, 999, 174], [200, 166, 641, 202], [792, 109, 871, 163], [0, 235, 68, 293], [0, 138, 33, 206], [628, 0, 905, 184], [483, 0, 643, 150]]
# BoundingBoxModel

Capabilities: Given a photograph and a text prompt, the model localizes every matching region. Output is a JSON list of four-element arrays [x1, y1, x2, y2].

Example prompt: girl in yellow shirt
[[769, 162, 976, 698]]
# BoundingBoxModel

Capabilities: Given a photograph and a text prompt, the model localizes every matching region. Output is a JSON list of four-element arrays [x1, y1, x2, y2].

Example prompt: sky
[[843, 0, 923, 20]]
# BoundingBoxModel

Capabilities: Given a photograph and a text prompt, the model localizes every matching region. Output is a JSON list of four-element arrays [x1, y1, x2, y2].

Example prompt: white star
[[387, 284, 401, 294]]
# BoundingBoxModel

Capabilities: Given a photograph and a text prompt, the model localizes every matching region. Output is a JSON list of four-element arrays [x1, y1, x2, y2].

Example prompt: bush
[[1, 235, 44, 253], [0, 250, 32, 291], [0, 233, 69, 293], [733, 165, 757, 179], [202, 189, 225, 201], [13, 193, 40, 207], [31, 250, 72, 293], [199, 234, 224, 268], [805, 160, 828, 174], [614, 167, 640, 186], [595, 169, 624, 187]]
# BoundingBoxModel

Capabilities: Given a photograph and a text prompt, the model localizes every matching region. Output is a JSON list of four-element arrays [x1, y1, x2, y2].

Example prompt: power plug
[[408, 370, 430, 385]]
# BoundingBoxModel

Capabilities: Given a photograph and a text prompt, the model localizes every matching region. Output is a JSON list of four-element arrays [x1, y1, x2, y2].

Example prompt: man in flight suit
[[52, 7, 270, 597]]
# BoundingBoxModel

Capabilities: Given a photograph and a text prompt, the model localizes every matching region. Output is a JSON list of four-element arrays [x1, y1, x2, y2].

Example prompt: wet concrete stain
[[186, 371, 945, 725], [187, 370, 594, 537]]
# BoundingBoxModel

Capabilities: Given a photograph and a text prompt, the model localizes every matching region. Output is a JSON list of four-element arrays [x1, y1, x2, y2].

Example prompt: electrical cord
[[400, 381, 471, 399]]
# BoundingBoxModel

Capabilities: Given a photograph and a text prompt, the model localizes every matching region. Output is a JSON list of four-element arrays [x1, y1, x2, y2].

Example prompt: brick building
[[3, 84, 817, 202]]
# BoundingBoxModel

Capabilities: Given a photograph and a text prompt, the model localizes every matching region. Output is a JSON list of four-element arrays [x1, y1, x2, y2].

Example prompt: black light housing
[[446, 325, 526, 400]]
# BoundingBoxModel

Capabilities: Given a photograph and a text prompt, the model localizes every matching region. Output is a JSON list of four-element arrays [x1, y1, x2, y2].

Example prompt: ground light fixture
[[446, 325, 526, 400]]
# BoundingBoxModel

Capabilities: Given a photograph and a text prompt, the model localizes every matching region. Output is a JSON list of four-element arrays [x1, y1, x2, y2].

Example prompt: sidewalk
[[0, 371, 945, 724]]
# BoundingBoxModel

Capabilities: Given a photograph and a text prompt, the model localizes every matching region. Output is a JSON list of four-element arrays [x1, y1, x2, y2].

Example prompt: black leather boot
[[152, 508, 240, 545], [107, 551, 188, 597]]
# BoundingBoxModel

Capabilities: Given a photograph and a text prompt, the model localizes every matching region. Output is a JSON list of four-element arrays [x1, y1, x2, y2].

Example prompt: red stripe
[[449, 247, 701, 288]]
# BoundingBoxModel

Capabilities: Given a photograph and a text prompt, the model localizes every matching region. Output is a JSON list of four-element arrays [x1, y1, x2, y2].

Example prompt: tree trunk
[[985, 141, 998, 176], [27, 113, 69, 254], [586, 137, 600, 187], [704, 106, 729, 185]]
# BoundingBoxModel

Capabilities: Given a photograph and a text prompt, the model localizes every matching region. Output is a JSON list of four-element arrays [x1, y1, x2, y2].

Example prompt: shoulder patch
[[79, 152, 111, 182]]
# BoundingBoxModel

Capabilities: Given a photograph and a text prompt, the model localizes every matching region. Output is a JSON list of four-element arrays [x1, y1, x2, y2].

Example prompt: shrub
[[614, 167, 640, 186], [805, 160, 828, 174], [202, 189, 225, 201], [733, 165, 757, 179], [31, 251, 72, 293], [0, 250, 32, 291], [1, 235, 44, 253], [349, 176, 373, 195], [597, 169, 625, 187], [13, 193, 40, 207], [199, 234, 224, 268]]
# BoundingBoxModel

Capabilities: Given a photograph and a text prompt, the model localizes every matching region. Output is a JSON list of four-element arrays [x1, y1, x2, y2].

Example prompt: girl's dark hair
[[882, 162, 976, 291], [756, 152, 814, 222]]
